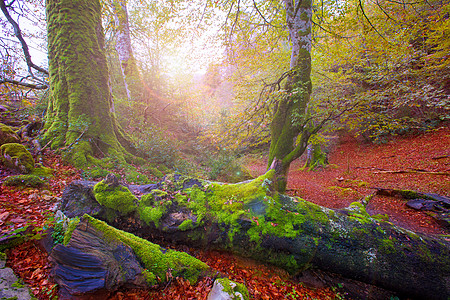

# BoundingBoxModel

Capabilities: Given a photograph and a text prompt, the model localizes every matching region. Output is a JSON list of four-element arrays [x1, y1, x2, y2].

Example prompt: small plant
[[52, 219, 65, 245]]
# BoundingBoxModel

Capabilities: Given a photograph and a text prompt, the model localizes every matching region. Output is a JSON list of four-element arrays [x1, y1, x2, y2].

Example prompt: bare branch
[[0, 0, 49, 82], [0, 77, 48, 89], [230, 0, 240, 38], [197, 0, 209, 29], [358, 0, 388, 42], [252, 0, 283, 28]]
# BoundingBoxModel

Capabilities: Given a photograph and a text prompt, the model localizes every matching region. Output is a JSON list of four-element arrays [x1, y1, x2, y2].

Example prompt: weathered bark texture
[[268, 0, 316, 192], [49, 214, 208, 299], [59, 173, 450, 300], [44, 0, 136, 167], [50, 218, 147, 298], [112, 0, 142, 101]]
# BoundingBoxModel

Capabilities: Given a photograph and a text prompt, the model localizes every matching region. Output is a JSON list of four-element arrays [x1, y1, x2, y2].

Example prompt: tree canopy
[[0, 0, 448, 182]]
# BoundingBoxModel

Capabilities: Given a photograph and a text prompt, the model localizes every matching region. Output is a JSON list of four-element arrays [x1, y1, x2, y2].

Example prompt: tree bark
[[112, 0, 142, 101], [44, 0, 137, 167], [59, 174, 450, 300], [267, 0, 314, 192]]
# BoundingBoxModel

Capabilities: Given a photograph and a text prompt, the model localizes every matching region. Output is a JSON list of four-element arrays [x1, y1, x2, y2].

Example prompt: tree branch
[[358, 0, 388, 42], [0, 0, 49, 83], [252, 0, 282, 28], [0, 77, 48, 89]]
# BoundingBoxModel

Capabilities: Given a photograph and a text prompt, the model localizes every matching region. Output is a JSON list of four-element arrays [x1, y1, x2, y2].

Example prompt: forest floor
[[0, 125, 449, 299], [246, 124, 450, 235]]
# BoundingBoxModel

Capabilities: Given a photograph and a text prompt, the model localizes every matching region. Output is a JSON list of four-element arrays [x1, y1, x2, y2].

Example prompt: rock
[[49, 218, 147, 298], [59, 180, 103, 218], [207, 278, 249, 300], [0, 257, 32, 300], [0, 143, 35, 173], [0, 123, 20, 146], [104, 173, 119, 188]]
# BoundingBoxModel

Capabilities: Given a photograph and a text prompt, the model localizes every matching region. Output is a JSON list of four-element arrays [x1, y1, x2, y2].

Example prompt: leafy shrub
[[133, 125, 180, 168], [208, 150, 252, 183]]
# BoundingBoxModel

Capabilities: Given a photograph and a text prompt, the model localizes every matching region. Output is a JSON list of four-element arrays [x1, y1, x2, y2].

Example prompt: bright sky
[[1, 0, 226, 83]]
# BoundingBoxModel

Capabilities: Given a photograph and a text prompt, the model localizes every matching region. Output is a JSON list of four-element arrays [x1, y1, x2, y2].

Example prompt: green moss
[[372, 214, 389, 222], [83, 214, 208, 285], [398, 190, 435, 200], [86, 167, 110, 179], [93, 180, 137, 215], [0, 143, 35, 173], [142, 269, 157, 285], [0, 123, 20, 146], [138, 190, 171, 227], [178, 219, 194, 231], [172, 173, 276, 245], [167, 172, 331, 272], [148, 167, 164, 178], [63, 217, 80, 245], [69, 140, 93, 168], [2, 175, 46, 188], [215, 278, 249, 300], [380, 238, 397, 254], [139, 206, 164, 227], [125, 170, 150, 185], [298, 28, 312, 36], [300, 12, 309, 21], [31, 165, 54, 177], [328, 186, 359, 197], [11, 279, 25, 288]]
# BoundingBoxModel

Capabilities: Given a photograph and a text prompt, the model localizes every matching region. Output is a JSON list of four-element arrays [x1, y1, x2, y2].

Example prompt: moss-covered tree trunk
[[44, 0, 136, 166], [268, 0, 315, 192], [59, 174, 450, 300], [112, 0, 142, 101]]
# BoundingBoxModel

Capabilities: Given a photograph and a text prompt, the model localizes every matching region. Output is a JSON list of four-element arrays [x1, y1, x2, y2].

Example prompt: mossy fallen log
[[59, 173, 450, 299], [50, 214, 208, 298]]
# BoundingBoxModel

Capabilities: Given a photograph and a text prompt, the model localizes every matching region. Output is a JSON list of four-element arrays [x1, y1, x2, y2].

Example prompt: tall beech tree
[[112, 0, 142, 101], [267, 0, 316, 192], [44, 0, 137, 166], [206, 0, 328, 192]]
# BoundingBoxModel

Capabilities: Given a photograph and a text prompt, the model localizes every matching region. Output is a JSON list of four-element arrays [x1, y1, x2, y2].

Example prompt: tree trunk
[[267, 0, 314, 192], [112, 0, 142, 101], [59, 173, 450, 300], [44, 0, 137, 167]]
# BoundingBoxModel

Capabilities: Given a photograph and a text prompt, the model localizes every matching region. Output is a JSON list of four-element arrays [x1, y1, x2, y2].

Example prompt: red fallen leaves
[[144, 250, 339, 300], [247, 126, 450, 235], [6, 241, 58, 299], [0, 151, 80, 299]]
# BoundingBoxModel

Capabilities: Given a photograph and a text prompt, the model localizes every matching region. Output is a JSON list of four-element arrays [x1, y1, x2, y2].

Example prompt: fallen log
[[50, 214, 208, 298], [59, 172, 450, 300]]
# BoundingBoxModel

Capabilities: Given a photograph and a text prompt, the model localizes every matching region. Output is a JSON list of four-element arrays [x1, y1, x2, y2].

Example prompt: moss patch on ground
[[0, 143, 35, 173], [2, 175, 47, 188], [0, 123, 20, 146]]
